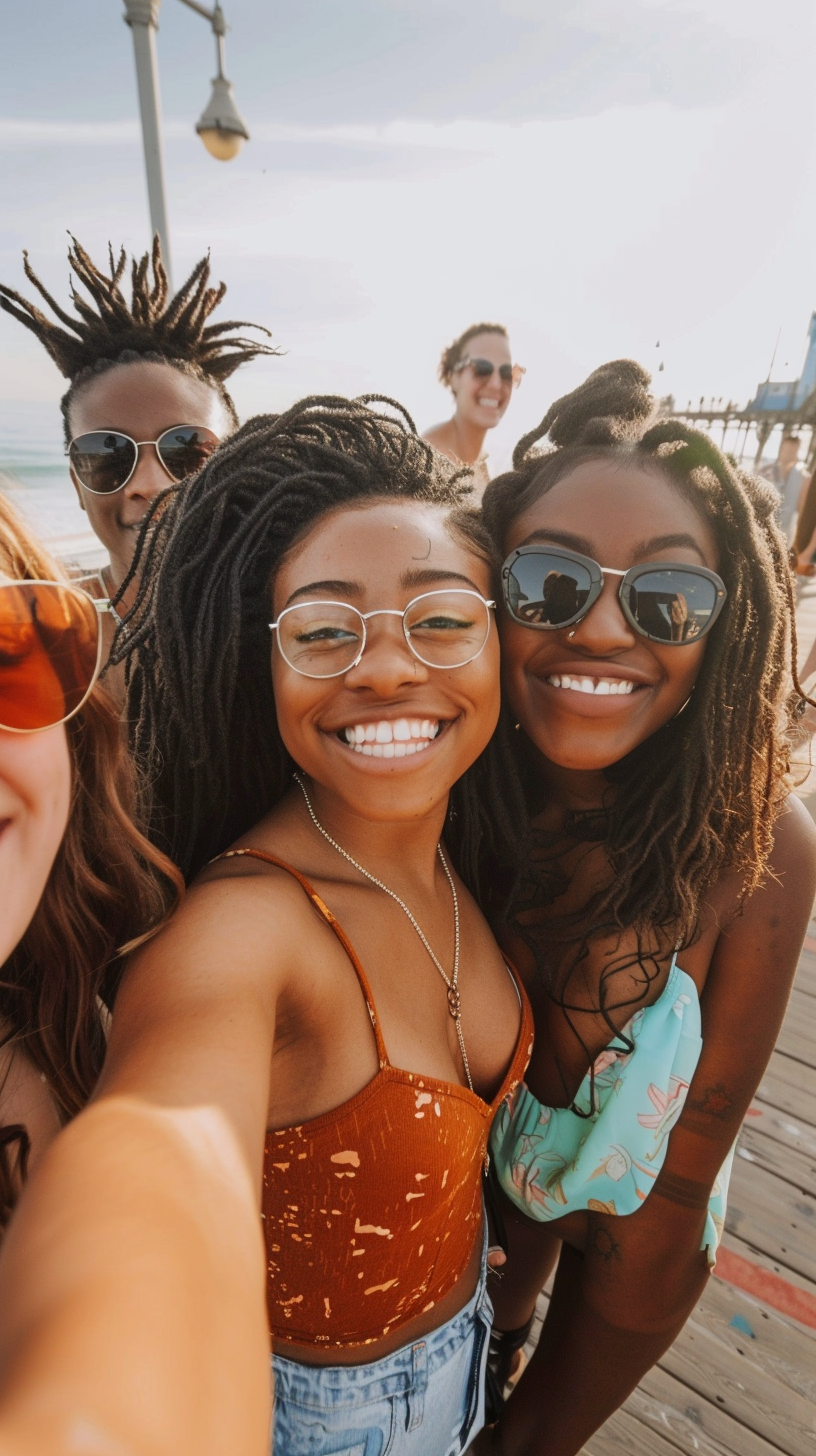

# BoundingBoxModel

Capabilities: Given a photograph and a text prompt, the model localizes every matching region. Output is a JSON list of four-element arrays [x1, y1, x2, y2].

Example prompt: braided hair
[[113, 394, 524, 889], [481, 360, 797, 1042], [0, 235, 278, 445], [438, 323, 509, 387]]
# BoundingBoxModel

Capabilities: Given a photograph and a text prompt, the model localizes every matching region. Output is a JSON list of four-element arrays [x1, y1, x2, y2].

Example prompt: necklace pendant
[[447, 984, 461, 1019]]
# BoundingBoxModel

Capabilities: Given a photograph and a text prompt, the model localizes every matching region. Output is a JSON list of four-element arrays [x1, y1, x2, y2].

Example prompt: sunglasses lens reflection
[[626, 570, 718, 643], [70, 431, 137, 494], [505, 554, 594, 627], [0, 583, 99, 730], [157, 426, 219, 481]]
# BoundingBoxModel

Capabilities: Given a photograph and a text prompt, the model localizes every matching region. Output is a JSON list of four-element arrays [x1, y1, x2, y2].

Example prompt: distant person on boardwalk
[[0, 237, 277, 688], [470, 361, 816, 1455], [0, 492, 180, 1231], [758, 431, 806, 540], [423, 323, 524, 498]]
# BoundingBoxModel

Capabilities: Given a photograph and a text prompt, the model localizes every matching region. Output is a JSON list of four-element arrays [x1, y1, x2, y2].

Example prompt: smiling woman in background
[[423, 323, 524, 498]]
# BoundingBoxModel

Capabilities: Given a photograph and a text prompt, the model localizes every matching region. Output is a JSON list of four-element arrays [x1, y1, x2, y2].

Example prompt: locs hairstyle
[[481, 360, 798, 1039], [0, 494, 182, 1229], [0, 235, 279, 444], [114, 395, 523, 888]]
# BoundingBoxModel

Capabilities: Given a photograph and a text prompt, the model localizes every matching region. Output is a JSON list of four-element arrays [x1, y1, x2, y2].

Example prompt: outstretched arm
[[479, 796, 816, 1456], [0, 878, 282, 1456]]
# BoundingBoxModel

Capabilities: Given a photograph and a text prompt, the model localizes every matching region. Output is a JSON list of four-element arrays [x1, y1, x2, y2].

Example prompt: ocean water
[[0, 399, 105, 564]]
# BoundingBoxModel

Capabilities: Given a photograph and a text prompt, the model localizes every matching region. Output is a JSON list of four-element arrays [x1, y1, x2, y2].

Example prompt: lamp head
[[196, 75, 249, 162]]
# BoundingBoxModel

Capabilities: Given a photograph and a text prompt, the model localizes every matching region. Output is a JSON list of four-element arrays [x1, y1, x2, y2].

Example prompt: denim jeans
[[271, 1239, 492, 1456]]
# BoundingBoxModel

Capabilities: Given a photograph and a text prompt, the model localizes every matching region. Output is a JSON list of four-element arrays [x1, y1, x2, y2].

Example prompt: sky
[[1, 0, 815, 471]]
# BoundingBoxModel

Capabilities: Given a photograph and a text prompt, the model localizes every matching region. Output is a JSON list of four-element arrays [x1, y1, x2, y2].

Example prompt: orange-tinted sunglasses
[[0, 580, 106, 733]]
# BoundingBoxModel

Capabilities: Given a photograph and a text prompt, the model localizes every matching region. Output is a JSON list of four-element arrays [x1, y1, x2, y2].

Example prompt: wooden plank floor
[[518, 923, 816, 1455]]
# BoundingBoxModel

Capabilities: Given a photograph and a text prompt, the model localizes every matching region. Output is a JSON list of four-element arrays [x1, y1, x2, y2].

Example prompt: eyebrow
[[283, 567, 483, 609], [515, 528, 709, 564]]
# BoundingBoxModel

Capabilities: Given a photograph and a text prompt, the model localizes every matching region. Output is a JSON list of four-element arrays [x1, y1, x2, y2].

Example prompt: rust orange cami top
[[219, 849, 533, 1350]]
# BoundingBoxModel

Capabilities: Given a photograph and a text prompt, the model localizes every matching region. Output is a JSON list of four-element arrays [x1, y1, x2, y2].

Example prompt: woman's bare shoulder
[[120, 854, 324, 1001]]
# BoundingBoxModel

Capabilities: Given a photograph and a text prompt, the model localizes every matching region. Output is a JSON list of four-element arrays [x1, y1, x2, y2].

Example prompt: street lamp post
[[122, 0, 249, 289]]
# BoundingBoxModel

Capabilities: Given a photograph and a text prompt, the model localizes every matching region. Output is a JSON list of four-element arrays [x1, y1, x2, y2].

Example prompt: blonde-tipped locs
[[0, 234, 279, 444]]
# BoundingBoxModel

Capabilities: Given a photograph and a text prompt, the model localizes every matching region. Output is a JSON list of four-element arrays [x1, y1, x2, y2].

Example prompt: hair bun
[[546, 360, 653, 448], [512, 359, 654, 468]]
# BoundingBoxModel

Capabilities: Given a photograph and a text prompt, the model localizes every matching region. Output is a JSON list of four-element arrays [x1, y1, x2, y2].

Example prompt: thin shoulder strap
[[215, 848, 389, 1068]]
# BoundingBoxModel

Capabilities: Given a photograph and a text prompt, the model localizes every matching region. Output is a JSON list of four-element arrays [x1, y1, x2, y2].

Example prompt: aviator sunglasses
[[270, 590, 495, 678], [452, 356, 526, 389], [0, 580, 106, 732], [501, 546, 727, 645], [68, 425, 219, 495]]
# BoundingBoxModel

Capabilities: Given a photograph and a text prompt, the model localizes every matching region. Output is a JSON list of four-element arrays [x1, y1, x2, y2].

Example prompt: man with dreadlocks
[[0, 236, 277, 639], [466, 361, 816, 1455]]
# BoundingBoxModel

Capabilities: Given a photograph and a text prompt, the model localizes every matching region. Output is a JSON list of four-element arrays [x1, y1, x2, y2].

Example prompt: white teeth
[[546, 674, 635, 697], [339, 718, 443, 756]]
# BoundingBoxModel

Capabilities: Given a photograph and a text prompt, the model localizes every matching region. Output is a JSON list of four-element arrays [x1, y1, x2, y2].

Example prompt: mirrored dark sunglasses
[[68, 425, 219, 494], [502, 548, 726, 645], [0, 581, 102, 731]]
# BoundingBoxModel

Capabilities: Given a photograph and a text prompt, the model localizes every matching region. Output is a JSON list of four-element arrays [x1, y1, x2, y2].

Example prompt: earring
[[673, 693, 693, 718], [567, 629, 576, 639]]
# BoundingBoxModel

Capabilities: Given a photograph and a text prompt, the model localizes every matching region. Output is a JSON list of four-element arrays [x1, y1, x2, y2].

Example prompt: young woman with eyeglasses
[[423, 323, 525, 498], [0, 491, 181, 1232], [0, 399, 531, 1456], [0, 237, 277, 695], [467, 361, 816, 1456]]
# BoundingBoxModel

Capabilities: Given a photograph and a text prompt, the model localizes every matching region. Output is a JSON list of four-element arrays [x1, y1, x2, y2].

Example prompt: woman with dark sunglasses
[[0, 491, 181, 1231], [468, 360, 816, 1455], [423, 323, 524, 498], [0, 236, 276, 684], [0, 398, 530, 1456]]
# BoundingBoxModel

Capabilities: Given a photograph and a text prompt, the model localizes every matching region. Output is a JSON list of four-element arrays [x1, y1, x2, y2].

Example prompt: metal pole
[[123, 0, 173, 287]]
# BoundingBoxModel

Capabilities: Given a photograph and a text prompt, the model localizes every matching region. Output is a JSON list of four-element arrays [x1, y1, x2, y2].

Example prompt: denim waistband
[[273, 1224, 492, 1411]]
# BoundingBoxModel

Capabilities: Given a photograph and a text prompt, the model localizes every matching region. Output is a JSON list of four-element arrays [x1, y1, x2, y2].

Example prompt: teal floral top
[[490, 959, 734, 1266]]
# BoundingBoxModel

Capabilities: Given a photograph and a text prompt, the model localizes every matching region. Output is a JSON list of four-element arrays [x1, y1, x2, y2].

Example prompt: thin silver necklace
[[294, 773, 473, 1092]]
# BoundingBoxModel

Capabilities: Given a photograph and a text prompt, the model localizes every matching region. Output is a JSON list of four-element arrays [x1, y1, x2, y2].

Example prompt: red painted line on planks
[[715, 1246, 816, 1330]]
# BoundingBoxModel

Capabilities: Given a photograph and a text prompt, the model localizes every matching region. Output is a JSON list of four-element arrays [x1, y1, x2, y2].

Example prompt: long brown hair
[[0, 493, 183, 1225]]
